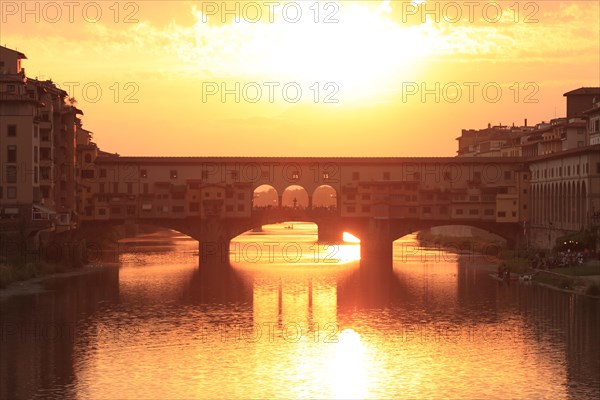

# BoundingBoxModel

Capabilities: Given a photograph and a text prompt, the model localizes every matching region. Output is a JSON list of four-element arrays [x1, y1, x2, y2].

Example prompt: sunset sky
[[2, 0, 599, 156]]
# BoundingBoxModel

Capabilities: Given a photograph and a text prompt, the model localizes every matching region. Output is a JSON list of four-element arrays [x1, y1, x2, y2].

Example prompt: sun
[[179, 1, 437, 102]]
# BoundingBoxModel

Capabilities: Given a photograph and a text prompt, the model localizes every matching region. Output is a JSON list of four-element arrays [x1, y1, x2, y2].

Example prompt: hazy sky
[[3, 0, 599, 156]]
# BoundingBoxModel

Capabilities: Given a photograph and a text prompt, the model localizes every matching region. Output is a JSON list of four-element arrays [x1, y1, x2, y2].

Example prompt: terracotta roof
[[0, 46, 27, 59], [563, 87, 600, 96]]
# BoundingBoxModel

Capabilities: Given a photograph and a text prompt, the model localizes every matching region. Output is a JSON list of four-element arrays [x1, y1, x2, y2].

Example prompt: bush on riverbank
[[0, 256, 72, 289]]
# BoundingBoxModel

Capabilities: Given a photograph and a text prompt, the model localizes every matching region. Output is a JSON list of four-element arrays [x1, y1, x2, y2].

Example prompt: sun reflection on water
[[329, 328, 368, 399]]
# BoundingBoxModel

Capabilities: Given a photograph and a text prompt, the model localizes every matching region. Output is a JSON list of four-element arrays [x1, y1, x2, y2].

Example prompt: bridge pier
[[317, 224, 343, 243], [197, 219, 232, 268], [360, 219, 394, 272]]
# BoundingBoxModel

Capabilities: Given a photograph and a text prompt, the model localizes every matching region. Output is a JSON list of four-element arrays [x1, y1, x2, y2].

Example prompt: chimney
[[524, 118, 528, 127], [488, 123, 491, 128]]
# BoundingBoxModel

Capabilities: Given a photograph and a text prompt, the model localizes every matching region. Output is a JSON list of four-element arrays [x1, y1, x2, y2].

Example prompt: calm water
[[1, 223, 599, 399]]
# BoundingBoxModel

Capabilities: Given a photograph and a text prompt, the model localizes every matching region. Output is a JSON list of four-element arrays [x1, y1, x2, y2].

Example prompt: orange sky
[[2, 0, 599, 156]]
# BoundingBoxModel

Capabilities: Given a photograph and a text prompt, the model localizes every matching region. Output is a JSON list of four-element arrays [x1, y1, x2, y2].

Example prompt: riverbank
[[531, 263, 600, 298], [0, 263, 111, 299], [416, 231, 600, 298]]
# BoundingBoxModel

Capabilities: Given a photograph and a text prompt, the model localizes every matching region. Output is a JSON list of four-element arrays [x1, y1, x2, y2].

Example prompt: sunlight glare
[[329, 329, 368, 399], [343, 232, 361, 243]]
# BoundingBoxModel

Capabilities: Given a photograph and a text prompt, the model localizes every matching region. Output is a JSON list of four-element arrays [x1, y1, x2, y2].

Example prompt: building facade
[[528, 145, 600, 249], [0, 46, 92, 230]]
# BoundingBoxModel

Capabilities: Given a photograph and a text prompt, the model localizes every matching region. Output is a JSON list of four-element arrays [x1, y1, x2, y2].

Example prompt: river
[[1, 223, 599, 399]]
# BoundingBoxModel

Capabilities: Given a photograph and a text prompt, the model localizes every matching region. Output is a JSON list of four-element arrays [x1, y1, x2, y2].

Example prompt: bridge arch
[[312, 184, 338, 209], [387, 220, 520, 250], [253, 184, 279, 208], [282, 185, 309, 209]]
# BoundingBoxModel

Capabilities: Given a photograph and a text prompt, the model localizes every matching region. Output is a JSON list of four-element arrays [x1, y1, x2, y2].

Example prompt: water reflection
[[0, 227, 598, 399]]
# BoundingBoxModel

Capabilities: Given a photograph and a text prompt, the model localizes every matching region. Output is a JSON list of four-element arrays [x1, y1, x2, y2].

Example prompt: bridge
[[78, 156, 529, 270]]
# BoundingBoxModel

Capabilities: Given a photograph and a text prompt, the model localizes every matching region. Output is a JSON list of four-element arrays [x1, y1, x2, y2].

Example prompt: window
[[98, 209, 106, 216], [7, 145, 16, 163], [7, 187, 16, 199], [347, 194, 356, 201], [512, 211, 517, 217], [469, 209, 479, 215], [99, 183, 105, 193], [33, 146, 38, 163], [473, 172, 481, 181], [409, 207, 417, 214], [140, 169, 147, 178], [231, 171, 238, 180], [127, 182, 133, 194], [523, 204, 528, 210], [413, 172, 420, 181], [100, 168, 107, 178], [484, 209, 494, 216], [41, 129, 50, 141], [469, 195, 478, 202], [7, 84, 15, 93], [110, 206, 121, 215], [237, 204, 245, 212], [84, 154, 92, 163], [456, 209, 464, 215], [238, 193, 245, 200], [113, 182, 119, 193], [7, 125, 16, 137], [423, 207, 431, 214], [226, 190, 234, 199], [170, 170, 178, 179], [127, 206, 136, 215], [143, 183, 149, 194], [361, 205, 371, 212], [190, 202, 200, 212], [6, 166, 17, 183], [361, 194, 371, 200], [504, 171, 512, 180], [347, 206, 356, 213], [497, 211, 506, 218], [523, 189, 528, 194], [226, 205, 234, 212], [173, 206, 184, 213], [352, 172, 360, 180]]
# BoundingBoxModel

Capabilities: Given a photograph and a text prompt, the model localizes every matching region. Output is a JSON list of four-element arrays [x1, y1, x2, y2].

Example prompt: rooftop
[[563, 87, 600, 96]]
